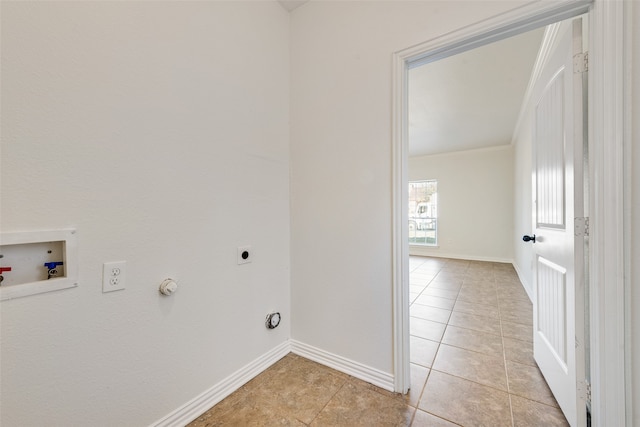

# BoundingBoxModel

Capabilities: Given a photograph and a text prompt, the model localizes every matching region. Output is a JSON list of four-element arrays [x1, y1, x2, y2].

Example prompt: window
[[409, 180, 437, 246]]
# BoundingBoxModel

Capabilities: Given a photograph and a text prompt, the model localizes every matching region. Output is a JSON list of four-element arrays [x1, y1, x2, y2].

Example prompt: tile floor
[[189, 257, 568, 426]]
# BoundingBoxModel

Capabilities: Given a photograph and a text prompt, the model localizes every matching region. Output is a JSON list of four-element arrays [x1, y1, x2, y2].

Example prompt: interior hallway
[[188, 257, 568, 426]]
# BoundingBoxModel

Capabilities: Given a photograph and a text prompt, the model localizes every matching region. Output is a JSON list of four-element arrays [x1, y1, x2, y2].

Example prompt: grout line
[[410, 261, 447, 414], [501, 304, 516, 427], [305, 379, 348, 426], [413, 364, 432, 407], [410, 257, 535, 426], [418, 411, 465, 427], [435, 340, 504, 359], [414, 257, 516, 426], [445, 321, 503, 338], [407, 406, 419, 426], [428, 366, 511, 395], [494, 266, 518, 426]]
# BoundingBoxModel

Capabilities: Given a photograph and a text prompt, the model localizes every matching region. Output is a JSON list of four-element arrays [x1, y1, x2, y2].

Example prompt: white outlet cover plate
[[103, 261, 126, 292], [237, 246, 252, 265]]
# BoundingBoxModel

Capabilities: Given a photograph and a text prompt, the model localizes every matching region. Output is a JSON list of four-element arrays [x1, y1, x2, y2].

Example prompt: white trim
[[622, 2, 634, 424], [409, 245, 440, 251], [290, 340, 395, 392], [391, 0, 592, 399], [402, 1, 592, 70], [512, 21, 562, 143], [391, 35, 411, 393], [512, 261, 534, 303], [588, 1, 628, 425], [150, 341, 290, 427], [408, 250, 513, 265]]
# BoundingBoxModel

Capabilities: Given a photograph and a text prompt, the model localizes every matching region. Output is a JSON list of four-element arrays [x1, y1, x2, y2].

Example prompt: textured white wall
[[0, 2, 290, 426], [289, 0, 529, 375], [408, 146, 514, 262]]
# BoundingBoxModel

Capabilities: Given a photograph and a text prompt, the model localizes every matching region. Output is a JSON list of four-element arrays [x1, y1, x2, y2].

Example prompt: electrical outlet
[[103, 261, 126, 293]]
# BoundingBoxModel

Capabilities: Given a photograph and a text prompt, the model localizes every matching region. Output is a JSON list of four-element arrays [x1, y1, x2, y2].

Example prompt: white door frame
[[391, 1, 630, 425]]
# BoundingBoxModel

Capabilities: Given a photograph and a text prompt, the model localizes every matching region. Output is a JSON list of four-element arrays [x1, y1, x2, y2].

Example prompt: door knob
[[522, 234, 536, 243]]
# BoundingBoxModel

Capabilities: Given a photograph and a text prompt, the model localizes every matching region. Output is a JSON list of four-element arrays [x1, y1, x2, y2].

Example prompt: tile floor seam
[[434, 266, 515, 426], [416, 338, 474, 427], [410, 367, 432, 410], [507, 389, 563, 408], [305, 379, 348, 426], [427, 365, 512, 396], [501, 310, 517, 427], [507, 390, 516, 427], [413, 408, 464, 427], [436, 339, 504, 359], [407, 406, 419, 426], [439, 321, 503, 338]]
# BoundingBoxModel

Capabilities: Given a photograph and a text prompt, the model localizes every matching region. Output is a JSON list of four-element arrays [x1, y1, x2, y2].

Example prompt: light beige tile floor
[[188, 257, 568, 426]]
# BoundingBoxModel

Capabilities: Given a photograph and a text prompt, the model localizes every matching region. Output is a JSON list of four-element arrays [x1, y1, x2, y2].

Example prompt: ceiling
[[408, 27, 545, 157]]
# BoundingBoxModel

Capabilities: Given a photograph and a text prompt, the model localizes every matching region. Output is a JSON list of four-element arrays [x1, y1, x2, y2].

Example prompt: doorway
[[391, 1, 628, 425], [401, 16, 585, 425], [393, 1, 626, 424]]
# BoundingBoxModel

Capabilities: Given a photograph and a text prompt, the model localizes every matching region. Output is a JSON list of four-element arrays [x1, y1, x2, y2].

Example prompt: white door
[[529, 18, 587, 427]]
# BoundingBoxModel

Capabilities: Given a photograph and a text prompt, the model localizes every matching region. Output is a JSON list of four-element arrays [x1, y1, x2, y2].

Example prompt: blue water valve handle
[[44, 262, 63, 270]]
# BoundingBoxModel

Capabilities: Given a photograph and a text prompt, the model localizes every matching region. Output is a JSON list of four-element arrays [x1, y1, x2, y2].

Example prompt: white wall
[[408, 146, 514, 262], [5, 1, 633, 425], [289, 0, 529, 376], [0, 2, 290, 426]]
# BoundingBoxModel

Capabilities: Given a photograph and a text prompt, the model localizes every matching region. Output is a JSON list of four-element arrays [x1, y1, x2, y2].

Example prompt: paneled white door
[[530, 18, 587, 427]]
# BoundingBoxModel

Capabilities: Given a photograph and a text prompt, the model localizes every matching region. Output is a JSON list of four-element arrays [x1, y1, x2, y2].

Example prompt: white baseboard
[[409, 248, 513, 264], [150, 341, 290, 427], [289, 340, 395, 392], [151, 341, 397, 426], [512, 261, 533, 302]]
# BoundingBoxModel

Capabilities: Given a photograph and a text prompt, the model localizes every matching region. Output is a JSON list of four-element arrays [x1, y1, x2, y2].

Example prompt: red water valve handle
[[0, 267, 12, 273]]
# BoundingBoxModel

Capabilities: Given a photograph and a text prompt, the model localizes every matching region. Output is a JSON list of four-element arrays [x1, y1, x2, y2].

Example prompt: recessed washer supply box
[[0, 229, 78, 301]]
